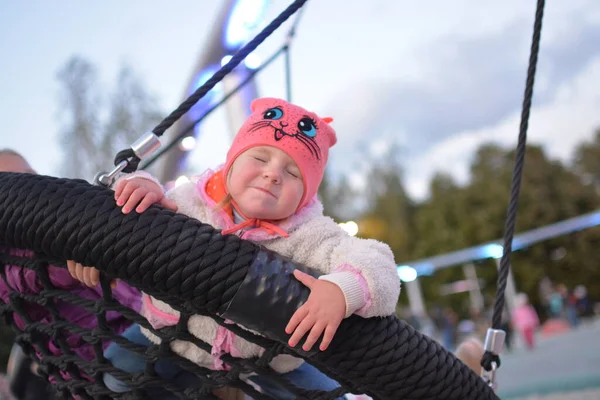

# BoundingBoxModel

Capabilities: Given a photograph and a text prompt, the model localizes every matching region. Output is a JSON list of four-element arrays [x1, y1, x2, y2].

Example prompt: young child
[[0, 149, 142, 387], [69, 98, 401, 399], [512, 293, 540, 350]]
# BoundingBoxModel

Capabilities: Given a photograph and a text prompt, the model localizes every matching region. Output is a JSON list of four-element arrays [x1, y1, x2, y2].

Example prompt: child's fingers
[[83, 267, 100, 287], [286, 305, 308, 334], [319, 324, 338, 351], [122, 188, 147, 214], [135, 193, 159, 213], [66, 260, 77, 279], [113, 179, 127, 200], [75, 264, 86, 284], [288, 316, 315, 348], [160, 197, 178, 212], [302, 321, 326, 351], [110, 279, 118, 289], [116, 182, 138, 207], [292, 270, 315, 289]]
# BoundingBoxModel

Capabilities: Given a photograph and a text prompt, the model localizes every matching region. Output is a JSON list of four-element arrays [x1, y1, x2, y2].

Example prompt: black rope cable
[[0, 172, 498, 400], [115, 0, 309, 173], [141, 5, 308, 171], [482, 0, 546, 372], [140, 46, 287, 170]]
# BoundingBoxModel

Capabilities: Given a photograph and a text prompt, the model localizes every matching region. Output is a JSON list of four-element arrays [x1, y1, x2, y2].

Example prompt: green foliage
[[325, 133, 600, 315]]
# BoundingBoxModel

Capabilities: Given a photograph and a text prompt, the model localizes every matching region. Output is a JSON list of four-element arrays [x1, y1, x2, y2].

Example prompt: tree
[[411, 142, 600, 312], [57, 56, 164, 181], [359, 145, 415, 262], [573, 128, 600, 194], [318, 169, 356, 222]]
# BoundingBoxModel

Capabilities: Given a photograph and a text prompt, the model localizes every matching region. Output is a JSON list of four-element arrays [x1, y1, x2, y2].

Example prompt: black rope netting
[[0, 172, 498, 400]]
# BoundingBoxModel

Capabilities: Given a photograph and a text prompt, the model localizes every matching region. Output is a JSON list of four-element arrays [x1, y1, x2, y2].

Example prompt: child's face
[[0, 154, 35, 173], [227, 146, 304, 220]]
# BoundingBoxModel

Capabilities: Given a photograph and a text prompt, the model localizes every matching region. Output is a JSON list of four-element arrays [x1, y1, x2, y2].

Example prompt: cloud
[[325, 3, 600, 153], [321, 2, 600, 204], [405, 55, 600, 200]]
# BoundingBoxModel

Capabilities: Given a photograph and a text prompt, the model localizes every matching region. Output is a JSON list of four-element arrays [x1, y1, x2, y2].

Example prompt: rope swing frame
[[0, 0, 546, 398]]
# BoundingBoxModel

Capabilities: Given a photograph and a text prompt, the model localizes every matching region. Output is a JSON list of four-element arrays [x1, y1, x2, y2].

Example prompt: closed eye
[[286, 169, 299, 178], [253, 157, 267, 163]]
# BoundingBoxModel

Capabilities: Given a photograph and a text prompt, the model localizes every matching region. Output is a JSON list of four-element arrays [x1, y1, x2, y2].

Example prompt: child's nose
[[264, 168, 282, 184]]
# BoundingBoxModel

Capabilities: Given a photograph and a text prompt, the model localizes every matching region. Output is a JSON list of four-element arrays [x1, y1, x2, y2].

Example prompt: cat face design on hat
[[250, 104, 329, 160], [224, 98, 337, 211], [244, 98, 336, 160]]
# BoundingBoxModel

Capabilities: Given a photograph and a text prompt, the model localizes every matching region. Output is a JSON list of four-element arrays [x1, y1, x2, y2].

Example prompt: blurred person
[[454, 336, 485, 375], [0, 149, 36, 174], [0, 149, 142, 396], [574, 285, 593, 318], [511, 293, 540, 350], [548, 284, 565, 318]]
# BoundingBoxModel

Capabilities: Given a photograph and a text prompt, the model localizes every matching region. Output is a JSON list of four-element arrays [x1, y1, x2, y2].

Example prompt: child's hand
[[114, 177, 178, 214], [66, 260, 117, 288], [286, 270, 346, 352]]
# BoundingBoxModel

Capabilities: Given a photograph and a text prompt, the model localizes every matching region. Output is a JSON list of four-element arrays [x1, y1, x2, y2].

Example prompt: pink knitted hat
[[223, 97, 337, 211]]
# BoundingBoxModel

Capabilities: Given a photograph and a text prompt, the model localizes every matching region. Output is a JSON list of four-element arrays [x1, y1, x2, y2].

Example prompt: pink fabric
[[195, 167, 321, 242], [141, 294, 180, 329], [512, 305, 540, 331], [222, 98, 337, 211], [221, 214, 289, 238], [522, 327, 535, 349], [0, 248, 142, 385], [211, 321, 242, 371], [334, 264, 372, 316]]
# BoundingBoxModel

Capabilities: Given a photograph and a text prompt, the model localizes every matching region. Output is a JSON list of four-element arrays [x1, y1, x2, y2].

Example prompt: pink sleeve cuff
[[319, 264, 372, 318], [141, 294, 180, 329]]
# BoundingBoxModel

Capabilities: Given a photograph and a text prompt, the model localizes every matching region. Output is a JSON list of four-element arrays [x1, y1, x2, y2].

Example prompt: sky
[[1, 0, 600, 201]]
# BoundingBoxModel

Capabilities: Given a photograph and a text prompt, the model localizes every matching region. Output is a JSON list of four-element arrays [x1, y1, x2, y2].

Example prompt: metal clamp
[[481, 360, 498, 390], [480, 328, 506, 390], [94, 132, 161, 187], [484, 328, 506, 355], [131, 131, 161, 159], [94, 160, 128, 187]]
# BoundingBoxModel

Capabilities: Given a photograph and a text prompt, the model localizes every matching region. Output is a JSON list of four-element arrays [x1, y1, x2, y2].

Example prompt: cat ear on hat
[[320, 117, 337, 147]]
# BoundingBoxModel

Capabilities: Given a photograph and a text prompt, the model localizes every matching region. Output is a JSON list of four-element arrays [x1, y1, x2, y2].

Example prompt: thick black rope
[[115, 0, 309, 172], [0, 172, 498, 400], [140, 46, 287, 170], [142, 4, 307, 171], [482, 0, 545, 372]]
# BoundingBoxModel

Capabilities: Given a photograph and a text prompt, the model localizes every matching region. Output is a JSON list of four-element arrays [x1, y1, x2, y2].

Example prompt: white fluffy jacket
[[121, 169, 401, 373]]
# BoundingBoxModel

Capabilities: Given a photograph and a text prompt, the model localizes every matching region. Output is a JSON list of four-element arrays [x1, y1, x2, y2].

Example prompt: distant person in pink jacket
[[512, 293, 540, 350]]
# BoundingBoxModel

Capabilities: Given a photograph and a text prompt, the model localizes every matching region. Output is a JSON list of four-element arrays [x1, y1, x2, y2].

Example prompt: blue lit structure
[[159, 0, 270, 182], [401, 210, 600, 320], [399, 209, 600, 277]]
